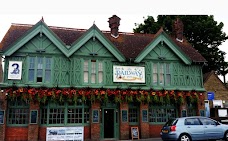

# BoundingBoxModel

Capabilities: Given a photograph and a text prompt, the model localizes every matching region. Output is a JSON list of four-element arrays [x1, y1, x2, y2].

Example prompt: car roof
[[177, 116, 207, 120]]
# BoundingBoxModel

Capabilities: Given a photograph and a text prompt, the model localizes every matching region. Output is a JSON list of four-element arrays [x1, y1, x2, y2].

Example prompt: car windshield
[[164, 118, 177, 126]]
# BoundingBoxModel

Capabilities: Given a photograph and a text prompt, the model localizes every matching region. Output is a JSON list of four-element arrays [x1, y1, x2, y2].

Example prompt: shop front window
[[40, 101, 90, 126], [149, 104, 177, 123], [7, 100, 29, 126]]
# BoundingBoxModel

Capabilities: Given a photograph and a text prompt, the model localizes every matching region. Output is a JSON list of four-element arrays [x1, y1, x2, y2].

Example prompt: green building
[[0, 15, 206, 141]]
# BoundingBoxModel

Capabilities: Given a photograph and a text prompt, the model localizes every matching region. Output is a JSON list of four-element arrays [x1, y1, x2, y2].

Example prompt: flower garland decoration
[[4, 87, 202, 105]]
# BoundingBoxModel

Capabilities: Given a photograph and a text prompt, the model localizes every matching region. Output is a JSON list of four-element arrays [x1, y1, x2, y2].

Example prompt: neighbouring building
[[203, 71, 228, 122], [0, 15, 206, 141]]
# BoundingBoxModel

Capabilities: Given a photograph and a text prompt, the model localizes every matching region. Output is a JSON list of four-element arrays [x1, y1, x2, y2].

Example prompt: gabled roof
[[0, 19, 206, 63], [203, 70, 221, 84], [135, 28, 192, 64], [203, 70, 228, 90]]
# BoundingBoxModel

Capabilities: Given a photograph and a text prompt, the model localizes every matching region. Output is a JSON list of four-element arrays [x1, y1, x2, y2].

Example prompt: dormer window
[[152, 63, 171, 86], [28, 57, 51, 83], [83, 59, 103, 84]]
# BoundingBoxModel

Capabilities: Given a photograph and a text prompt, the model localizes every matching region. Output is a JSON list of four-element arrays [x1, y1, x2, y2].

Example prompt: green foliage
[[134, 15, 228, 78]]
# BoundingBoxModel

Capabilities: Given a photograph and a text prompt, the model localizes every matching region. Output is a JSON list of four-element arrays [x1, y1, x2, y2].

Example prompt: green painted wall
[[3, 33, 204, 91]]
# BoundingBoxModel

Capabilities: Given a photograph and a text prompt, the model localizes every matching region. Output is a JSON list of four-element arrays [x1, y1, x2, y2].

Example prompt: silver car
[[160, 116, 228, 141]]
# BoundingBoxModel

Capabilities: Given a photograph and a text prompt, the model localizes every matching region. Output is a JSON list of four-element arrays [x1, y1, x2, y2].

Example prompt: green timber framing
[[0, 15, 206, 141]]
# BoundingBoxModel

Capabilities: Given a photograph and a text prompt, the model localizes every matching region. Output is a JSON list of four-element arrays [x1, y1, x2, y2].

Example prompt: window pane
[[91, 61, 96, 83], [49, 108, 65, 124], [67, 108, 82, 124], [37, 57, 43, 69], [37, 69, 42, 77], [46, 58, 51, 69], [166, 74, 171, 85], [98, 72, 103, 83], [166, 64, 170, 73], [29, 57, 35, 68], [29, 57, 35, 82], [84, 60, 88, 83], [159, 64, 164, 85], [129, 108, 138, 123], [40, 108, 47, 124], [45, 70, 51, 82], [29, 70, 34, 81], [98, 62, 103, 83], [37, 57, 43, 82], [84, 108, 90, 124], [45, 58, 51, 82], [166, 64, 171, 85], [153, 64, 158, 84]]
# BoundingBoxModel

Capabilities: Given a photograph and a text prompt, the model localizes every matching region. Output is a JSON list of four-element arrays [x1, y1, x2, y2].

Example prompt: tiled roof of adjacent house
[[0, 22, 206, 62]]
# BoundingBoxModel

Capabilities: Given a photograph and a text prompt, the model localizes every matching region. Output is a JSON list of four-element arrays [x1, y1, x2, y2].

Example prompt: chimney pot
[[108, 15, 121, 38], [173, 18, 184, 42]]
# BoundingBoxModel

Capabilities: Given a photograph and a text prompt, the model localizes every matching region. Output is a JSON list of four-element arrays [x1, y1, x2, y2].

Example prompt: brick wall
[[119, 102, 129, 140], [28, 101, 39, 141], [140, 104, 149, 139], [0, 91, 7, 141], [39, 127, 46, 141], [6, 127, 28, 141], [204, 73, 228, 101], [149, 125, 163, 138], [91, 101, 100, 141]]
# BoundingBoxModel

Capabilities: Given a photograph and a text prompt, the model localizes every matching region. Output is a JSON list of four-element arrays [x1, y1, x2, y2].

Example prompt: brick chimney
[[173, 18, 184, 42], [108, 15, 121, 38]]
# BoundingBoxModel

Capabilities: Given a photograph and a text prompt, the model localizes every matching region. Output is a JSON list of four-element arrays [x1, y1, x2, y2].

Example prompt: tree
[[134, 15, 228, 82]]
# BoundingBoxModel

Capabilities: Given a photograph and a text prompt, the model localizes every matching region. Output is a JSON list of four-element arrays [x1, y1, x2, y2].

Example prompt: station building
[[0, 15, 206, 141]]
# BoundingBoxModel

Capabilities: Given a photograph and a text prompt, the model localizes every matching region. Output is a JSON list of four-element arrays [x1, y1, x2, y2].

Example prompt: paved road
[[119, 138, 224, 141]]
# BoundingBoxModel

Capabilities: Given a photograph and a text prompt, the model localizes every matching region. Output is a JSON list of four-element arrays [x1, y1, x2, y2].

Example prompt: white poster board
[[113, 65, 145, 83], [8, 61, 22, 80], [46, 127, 84, 141], [218, 109, 228, 117], [213, 100, 223, 108]]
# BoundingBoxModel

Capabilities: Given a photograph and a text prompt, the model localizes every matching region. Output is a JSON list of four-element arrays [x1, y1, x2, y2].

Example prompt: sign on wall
[[92, 109, 99, 123], [8, 61, 22, 80], [207, 92, 215, 100], [121, 110, 128, 122], [30, 110, 38, 124], [142, 110, 148, 122], [46, 127, 84, 141], [113, 66, 145, 83]]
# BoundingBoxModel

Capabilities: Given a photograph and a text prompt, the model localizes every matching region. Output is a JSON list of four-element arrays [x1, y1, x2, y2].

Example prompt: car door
[[199, 117, 223, 140], [184, 118, 205, 140]]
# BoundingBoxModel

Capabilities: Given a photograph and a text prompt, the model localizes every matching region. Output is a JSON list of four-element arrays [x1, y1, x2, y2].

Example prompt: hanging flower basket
[[177, 92, 184, 105], [151, 92, 159, 104], [4, 87, 202, 105]]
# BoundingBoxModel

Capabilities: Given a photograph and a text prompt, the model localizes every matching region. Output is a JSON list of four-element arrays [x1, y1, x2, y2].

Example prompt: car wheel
[[224, 131, 228, 141], [179, 134, 191, 141]]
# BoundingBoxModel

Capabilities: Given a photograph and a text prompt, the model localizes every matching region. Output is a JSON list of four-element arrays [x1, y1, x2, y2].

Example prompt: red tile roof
[[0, 23, 206, 62]]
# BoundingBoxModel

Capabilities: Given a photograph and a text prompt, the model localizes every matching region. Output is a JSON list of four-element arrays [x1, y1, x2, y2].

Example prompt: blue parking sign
[[207, 92, 214, 100]]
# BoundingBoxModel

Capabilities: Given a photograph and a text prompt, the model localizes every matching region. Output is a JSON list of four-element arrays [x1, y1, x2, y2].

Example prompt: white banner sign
[[8, 61, 22, 80], [113, 65, 145, 83], [46, 127, 84, 141]]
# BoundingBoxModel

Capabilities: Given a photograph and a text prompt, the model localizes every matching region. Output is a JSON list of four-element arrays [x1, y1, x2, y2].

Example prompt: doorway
[[104, 109, 114, 138], [101, 102, 119, 140]]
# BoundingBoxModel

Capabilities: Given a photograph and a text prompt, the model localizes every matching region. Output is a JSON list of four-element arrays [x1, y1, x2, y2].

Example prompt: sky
[[0, 0, 228, 80]]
